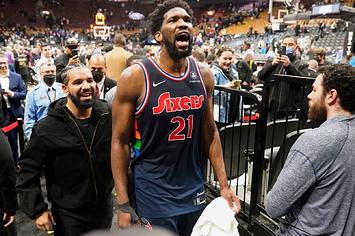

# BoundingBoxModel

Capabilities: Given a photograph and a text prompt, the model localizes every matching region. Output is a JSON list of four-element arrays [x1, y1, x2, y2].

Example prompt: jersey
[[132, 57, 207, 218]]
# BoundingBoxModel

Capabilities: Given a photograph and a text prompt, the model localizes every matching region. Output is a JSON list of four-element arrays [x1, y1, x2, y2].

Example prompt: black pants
[[146, 208, 204, 236], [52, 200, 113, 236], [4, 110, 18, 163]]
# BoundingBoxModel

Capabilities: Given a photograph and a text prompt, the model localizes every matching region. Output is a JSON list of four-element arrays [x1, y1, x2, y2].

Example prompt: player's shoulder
[[194, 61, 214, 88]]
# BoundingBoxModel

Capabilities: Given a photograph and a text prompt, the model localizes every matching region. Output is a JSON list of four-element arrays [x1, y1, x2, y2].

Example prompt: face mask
[[43, 74, 55, 86], [91, 70, 104, 83], [286, 47, 295, 58]]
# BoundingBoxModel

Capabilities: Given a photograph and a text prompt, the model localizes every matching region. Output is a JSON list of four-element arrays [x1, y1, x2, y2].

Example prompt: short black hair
[[61, 63, 87, 85], [319, 64, 355, 113], [149, 0, 193, 35]]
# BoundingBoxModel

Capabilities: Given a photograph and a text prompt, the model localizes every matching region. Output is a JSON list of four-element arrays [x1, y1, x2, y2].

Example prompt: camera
[[70, 48, 78, 57], [278, 45, 286, 56], [1, 89, 5, 94]]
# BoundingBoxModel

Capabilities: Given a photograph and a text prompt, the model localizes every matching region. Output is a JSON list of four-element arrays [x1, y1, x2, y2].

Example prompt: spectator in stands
[[294, 23, 300, 36], [236, 54, 252, 87], [266, 64, 355, 236], [307, 59, 319, 78], [211, 46, 240, 124], [54, 37, 86, 83], [206, 53, 216, 66], [313, 47, 331, 67], [242, 41, 254, 58], [348, 53, 355, 67], [17, 63, 114, 236], [14, 45, 30, 83], [104, 33, 132, 81], [105, 55, 144, 105], [0, 54, 26, 163], [24, 62, 65, 140], [5, 46, 15, 72], [88, 54, 116, 100], [0, 130, 17, 234], [33, 43, 54, 81], [258, 35, 309, 119], [192, 47, 206, 63]]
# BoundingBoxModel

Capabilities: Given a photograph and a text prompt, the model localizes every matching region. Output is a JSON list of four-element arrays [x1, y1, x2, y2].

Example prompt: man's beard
[[163, 33, 192, 61], [68, 89, 96, 109], [308, 100, 327, 123]]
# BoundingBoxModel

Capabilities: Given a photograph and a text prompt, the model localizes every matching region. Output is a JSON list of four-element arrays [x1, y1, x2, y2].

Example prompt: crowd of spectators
[[0, 1, 354, 235]]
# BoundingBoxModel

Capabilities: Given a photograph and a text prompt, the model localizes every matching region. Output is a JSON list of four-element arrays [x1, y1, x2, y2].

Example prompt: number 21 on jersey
[[168, 115, 194, 141]]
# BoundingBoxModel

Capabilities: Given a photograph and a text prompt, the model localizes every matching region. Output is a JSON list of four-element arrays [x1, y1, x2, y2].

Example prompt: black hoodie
[[17, 97, 113, 219]]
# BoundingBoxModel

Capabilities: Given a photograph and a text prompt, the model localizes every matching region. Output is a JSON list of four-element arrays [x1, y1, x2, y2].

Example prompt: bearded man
[[17, 63, 114, 236], [111, 1, 240, 235], [266, 64, 355, 235]]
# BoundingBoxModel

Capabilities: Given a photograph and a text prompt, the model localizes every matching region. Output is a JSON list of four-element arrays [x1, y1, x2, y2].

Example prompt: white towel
[[191, 197, 240, 236]]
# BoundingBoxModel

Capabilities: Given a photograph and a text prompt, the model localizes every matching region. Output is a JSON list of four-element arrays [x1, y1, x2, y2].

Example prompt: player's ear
[[154, 31, 162, 43]]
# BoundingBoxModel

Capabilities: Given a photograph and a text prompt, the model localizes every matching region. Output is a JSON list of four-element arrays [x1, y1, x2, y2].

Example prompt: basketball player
[[111, 1, 240, 235]]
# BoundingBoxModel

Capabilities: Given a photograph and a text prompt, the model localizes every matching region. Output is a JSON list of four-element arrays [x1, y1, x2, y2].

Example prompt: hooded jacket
[[17, 97, 113, 219]]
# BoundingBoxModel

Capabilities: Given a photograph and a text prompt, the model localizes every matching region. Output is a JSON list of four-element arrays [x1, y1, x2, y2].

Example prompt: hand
[[35, 210, 55, 232], [279, 55, 291, 67], [3, 213, 15, 227], [117, 211, 132, 229], [220, 188, 241, 214], [223, 81, 236, 89], [271, 55, 281, 66], [116, 201, 139, 229], [3, 89, 14, 97], [68, 55, 79, 65]]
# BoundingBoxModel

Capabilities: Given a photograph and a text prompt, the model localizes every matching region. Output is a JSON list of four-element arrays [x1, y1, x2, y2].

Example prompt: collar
[[0, 71, 10, 79], [40, 80, 57, 90]]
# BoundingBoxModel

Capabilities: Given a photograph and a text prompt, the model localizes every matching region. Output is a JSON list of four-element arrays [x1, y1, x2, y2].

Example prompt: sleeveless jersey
[[132, 57, 207, 218]]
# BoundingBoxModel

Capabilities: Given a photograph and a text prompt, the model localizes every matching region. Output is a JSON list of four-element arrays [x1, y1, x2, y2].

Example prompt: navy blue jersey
[[132, 57, 207, 218]]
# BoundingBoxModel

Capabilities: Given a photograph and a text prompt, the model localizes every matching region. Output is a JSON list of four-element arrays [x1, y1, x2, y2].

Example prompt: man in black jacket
[[17, 63, 114, 236], [0, 131, 17, 236], [258, 35, 310, 120]]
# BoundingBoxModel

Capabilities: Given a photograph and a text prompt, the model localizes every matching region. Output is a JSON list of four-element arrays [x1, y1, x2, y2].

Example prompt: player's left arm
[[198, 62, 241, 213]]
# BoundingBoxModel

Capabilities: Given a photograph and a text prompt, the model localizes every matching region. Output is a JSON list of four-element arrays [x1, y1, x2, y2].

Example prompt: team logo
[[189, 71, 201, 83]]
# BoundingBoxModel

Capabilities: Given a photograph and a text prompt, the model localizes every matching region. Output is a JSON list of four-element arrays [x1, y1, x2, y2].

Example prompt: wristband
[[117, 202, 139, 224]]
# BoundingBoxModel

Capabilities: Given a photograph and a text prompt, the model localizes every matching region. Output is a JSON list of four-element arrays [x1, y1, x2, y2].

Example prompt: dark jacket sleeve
[[284, 58, 310, 77], [0, 131, 17, 215], [17, 126, 48, 219], [54, 56, 66, 83], [258, 62, 279, 81], [11, 73, 27, 101]]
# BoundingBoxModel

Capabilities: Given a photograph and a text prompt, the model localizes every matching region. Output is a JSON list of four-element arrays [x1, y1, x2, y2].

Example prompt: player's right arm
[[111, 64, 144, 228]]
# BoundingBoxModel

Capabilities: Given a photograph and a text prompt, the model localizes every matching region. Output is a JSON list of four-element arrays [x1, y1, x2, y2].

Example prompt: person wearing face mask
[[211, 46, 242, 125], [24, 61, 65, 140], [258, 35, 311, 120], [88, 54, 116, 100]]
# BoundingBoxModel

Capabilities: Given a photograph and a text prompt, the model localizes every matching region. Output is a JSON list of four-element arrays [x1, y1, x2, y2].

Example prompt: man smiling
[[17, 63, 114, 236]]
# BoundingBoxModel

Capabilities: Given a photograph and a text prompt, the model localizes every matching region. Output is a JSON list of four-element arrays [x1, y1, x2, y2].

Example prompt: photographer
[[258, 35, 310, 119], [54, 38, 86, 83]]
